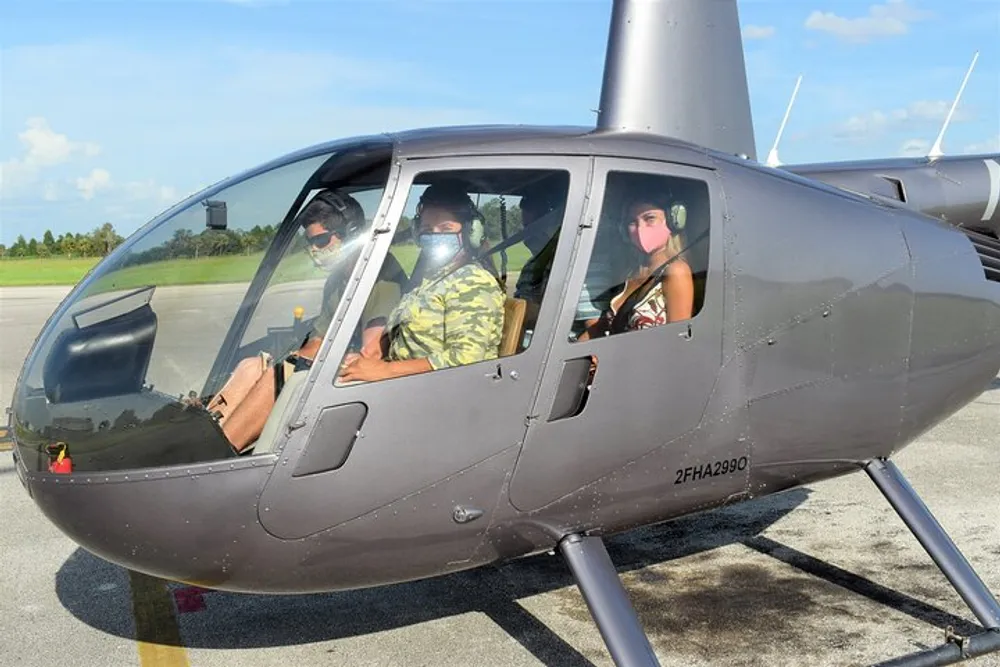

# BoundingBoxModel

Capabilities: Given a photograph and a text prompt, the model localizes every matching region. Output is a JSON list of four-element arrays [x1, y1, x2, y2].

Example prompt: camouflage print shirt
[[385, 262, 505, 370]]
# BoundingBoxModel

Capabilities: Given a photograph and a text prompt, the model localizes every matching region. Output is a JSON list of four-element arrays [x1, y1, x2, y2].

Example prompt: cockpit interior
[[11, 136, 713, 476]]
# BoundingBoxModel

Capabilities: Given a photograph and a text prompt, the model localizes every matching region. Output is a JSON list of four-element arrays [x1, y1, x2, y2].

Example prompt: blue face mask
[[416, 232, 463, 269]]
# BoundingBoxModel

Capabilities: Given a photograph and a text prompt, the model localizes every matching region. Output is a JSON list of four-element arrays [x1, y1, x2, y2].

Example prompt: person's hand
[[360, 342, 382, 359], [338, 355, 389, 383]]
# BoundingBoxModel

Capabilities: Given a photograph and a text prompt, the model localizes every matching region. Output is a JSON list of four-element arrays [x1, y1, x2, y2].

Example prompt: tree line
[[0, 222, 279, 262], [119, 225, 279, 267], [0, 223, 125, 260]]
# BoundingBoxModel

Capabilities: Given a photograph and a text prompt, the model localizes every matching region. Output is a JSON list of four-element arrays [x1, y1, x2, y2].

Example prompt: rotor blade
[[928, 51, 979, 160], [766, 74, 803, 168]]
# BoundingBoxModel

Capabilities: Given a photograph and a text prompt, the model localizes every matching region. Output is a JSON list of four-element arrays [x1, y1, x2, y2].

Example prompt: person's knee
[[235, 356, 261, 374]]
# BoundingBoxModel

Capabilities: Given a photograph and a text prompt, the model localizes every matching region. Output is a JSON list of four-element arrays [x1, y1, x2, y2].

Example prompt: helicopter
[[6, 1, 1000, 666]]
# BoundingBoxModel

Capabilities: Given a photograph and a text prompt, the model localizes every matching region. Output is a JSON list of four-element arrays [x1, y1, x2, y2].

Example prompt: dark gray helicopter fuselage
[[787, 153, 1000, 238], [11, 126, 1000, 593]]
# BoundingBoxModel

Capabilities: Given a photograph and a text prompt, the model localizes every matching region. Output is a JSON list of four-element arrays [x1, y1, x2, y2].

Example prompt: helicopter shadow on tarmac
[[53, 486, 988, 666]]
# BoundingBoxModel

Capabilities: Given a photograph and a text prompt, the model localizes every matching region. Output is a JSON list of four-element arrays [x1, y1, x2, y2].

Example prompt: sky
[[1, 0, 999, 246]]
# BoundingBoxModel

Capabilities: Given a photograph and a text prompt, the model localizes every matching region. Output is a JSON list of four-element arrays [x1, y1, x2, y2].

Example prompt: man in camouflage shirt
[[339, 181, 505, 382]]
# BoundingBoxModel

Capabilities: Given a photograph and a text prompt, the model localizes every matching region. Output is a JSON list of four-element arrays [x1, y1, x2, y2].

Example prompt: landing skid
[[866, 458, 1000, 666], [558, 458, 1000, 667]]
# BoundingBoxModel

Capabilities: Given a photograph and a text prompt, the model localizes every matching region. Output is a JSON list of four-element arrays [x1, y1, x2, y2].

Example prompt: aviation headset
[[302, 189, 367, 239], [413, 182, 485, 249]]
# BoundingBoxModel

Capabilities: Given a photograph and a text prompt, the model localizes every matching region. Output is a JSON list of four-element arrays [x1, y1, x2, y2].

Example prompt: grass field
[[0, 257, 102, 286], [0, 243, 533, 288]]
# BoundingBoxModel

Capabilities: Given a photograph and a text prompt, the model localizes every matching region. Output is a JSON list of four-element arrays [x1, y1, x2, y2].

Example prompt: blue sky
[[1, 0, 999, 245]]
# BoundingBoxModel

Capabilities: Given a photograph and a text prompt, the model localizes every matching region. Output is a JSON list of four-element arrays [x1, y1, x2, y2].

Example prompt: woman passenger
[[578, 193, 694, 339]]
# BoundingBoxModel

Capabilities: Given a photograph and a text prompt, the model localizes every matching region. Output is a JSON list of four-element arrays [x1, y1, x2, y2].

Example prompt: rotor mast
[[596, 0, 758, 161]]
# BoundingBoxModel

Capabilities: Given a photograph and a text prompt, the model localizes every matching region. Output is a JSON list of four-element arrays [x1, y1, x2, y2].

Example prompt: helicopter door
[[508, 157, 738, 513], [256, 156, 591, 548]]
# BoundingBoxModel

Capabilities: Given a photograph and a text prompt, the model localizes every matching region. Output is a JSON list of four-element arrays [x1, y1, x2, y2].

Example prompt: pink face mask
[[628, 224, 671, 254]]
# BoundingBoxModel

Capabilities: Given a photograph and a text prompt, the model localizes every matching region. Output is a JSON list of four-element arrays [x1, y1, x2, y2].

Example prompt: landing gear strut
[[558, 458, 1000, 667], [558, 533, 660, 667], [866, 458, 1000, 666]]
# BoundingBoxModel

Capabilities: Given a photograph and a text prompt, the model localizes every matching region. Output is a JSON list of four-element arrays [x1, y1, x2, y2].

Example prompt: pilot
[[577, 192, 693, 339], [338, 181, 505, 383], [208, 189, 406, 452], [297, 190, 407, 360]]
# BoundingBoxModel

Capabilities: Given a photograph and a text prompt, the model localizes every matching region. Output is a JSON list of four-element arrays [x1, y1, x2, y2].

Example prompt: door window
[[334, 168, 572, 385], [570, 170, 711, 342]]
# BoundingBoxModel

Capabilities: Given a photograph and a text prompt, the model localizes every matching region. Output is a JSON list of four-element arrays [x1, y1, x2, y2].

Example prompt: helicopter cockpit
[[10, 133, 714, 491], [7, 138, 581, 474], [10, 138, 398, 473]]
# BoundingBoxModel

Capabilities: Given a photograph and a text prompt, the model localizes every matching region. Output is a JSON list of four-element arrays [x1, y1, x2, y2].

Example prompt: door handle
[[293, 402, 368, 477], [548, 355, 597, 422]]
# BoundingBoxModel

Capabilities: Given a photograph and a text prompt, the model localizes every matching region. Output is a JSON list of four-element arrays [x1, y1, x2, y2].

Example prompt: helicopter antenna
[[596, 0, 757, 160], [928, 50, 979, 161], [766, 74, 803, 168]]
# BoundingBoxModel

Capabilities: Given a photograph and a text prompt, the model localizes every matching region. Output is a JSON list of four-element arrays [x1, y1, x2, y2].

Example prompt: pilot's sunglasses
[[306, 230, 338, 248]]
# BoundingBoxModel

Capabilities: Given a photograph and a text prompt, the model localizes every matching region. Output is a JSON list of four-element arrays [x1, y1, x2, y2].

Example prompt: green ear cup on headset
[[467, 217, 485, 248], [670, 202, 687, 231]]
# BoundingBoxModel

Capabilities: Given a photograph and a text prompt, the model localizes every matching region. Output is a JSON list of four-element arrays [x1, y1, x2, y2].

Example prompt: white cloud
[[805, 0, 933, 43], [18, 116, 100, 167], [76, 168, 113, 200], [0, 41, 480, 176], [835, 99, 972, 139], [0, 40, 509, 244], [1, 117, 101, 199], [743, 25, 776, 40], [899, 138, 930, 156], [964, 135, 1000, 154], [122, 179, 178, 203], [905, 100, 958, 121], [70, 167, 178, 207]]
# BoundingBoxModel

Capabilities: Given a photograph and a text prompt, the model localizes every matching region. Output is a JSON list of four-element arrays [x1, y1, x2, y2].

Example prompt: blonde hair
[[666, 231, 685, 257]]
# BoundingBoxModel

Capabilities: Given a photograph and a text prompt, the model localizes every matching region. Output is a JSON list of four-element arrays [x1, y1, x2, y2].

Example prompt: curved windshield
[[12, 142, 393, 473]]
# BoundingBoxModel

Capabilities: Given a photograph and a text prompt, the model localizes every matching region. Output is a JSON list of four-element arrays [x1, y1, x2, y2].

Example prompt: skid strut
[[866, 458, 1000, 666], [558, 534, 660, 667], [557, 459, 999, 667]]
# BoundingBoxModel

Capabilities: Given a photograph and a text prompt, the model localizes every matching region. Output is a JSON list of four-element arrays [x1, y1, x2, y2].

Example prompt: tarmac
[[1, 284, 998, 667]]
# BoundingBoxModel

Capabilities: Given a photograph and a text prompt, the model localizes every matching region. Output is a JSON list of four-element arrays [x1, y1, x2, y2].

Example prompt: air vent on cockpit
[[876, 175, 906, 202], [961, 228, 1000, 283]]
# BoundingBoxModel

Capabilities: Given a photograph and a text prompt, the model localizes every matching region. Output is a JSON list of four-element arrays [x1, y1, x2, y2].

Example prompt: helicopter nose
[[895, 223, 1000, 444]]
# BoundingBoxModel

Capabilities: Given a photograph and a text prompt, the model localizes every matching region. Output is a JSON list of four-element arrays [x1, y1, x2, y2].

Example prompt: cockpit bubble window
[[335, 168, 571, 386], [11, 144, 394, 473], [571, 170, 710, 342], [237, 185, 387, 359]]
